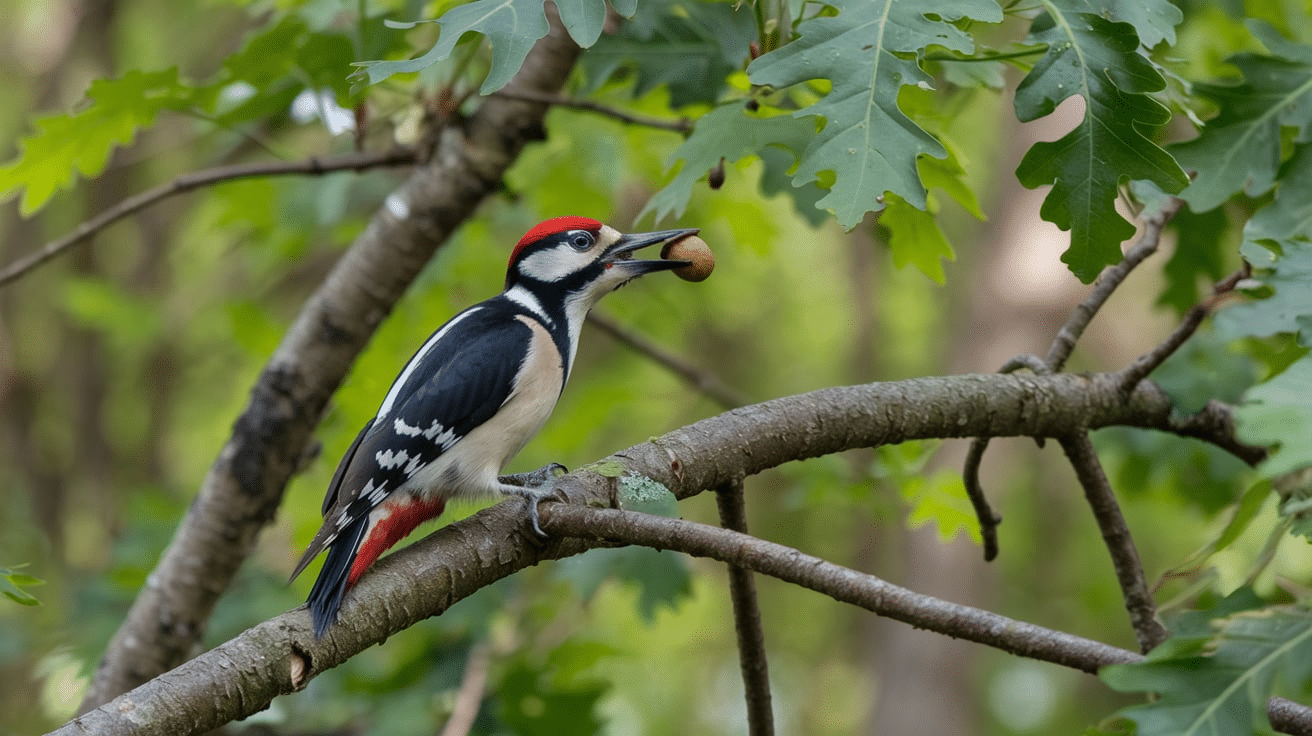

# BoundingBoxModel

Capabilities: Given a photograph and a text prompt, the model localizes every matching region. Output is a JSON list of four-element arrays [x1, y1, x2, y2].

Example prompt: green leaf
[[1235, 354, 1312, 478], [357, 0, 553, 93], [899, 468, 980, 543], [1100, 426, 1254, 514], [1, 565, 44, 607], [579, 0, 757, 108], [1103, 606, 1312, 736], [642, 103, 815, 224], [1159, 206, 1231, 313], [882, 192, 955, 284], [917, 143, 985, 221], [1152, 325, 1259, 414], [2, 591, 39, 607], [1213, 480, 1273, 553], [1174, 22, 1312, 212], [0, 69, 195, 215], [552, 0, 610, 48], [747, 0, 1003, 229], [1084, 0, 1183, 48], [758, 145, 828, 226], [1214, 142, 1312, 346], [1013, 4, 1190, 282], [5, 573, 43, 587]]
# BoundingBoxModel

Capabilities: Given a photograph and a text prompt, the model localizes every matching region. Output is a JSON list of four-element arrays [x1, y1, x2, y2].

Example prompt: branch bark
[[716, 478, 774, 736], [0, 149, 418, 288], [56, 371, 1280, 734], [1059, 432, 1167, 652], [78, 12, 583, 711]]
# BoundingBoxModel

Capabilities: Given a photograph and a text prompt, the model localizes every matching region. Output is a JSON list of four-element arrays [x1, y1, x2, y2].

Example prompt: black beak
[[603, 228, 700, 275]]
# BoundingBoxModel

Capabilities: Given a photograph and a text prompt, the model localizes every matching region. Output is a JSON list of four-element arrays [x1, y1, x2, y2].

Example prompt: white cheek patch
[[517, 243, 598, 282]]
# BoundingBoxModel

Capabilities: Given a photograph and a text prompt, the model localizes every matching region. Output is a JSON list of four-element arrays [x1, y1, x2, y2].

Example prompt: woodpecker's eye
[[568, 231, 594, 251]]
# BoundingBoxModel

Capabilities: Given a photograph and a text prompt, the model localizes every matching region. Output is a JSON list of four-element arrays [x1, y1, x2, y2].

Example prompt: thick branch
[[78, 13, 583, 711], [54, 500, 1312, 736], [56, 371, 1275, 734], [0, 149, 417, 288]]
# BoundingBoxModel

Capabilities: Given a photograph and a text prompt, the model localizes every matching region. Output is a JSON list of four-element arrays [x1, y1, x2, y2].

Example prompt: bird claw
[[500, 463, 567, 538], [499, 462, 567, 488]]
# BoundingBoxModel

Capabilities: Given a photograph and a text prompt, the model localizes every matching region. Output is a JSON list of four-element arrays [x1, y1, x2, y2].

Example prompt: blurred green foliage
[[4, 0, 1312, 734]]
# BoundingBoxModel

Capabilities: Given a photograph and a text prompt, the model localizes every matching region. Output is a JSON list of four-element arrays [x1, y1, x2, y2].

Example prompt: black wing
[[292, 302, 533, 579]]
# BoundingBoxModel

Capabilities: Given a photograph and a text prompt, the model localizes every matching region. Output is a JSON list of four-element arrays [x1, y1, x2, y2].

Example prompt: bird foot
[[499, 463, 567, 537]]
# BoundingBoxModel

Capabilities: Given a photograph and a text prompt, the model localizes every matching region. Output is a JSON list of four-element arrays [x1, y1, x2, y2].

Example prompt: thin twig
[[1168, 399, 1267, 466], [439, 642, 492, 736], [1058, 432, 1168, 652], [490, 89, 692, 132], [1117, 263, 1252, 393], [1045, 196, 1185, 371], [964, 356, 1052, 560], [715, 478, 775, 736], [0, 147, 418, 288], [963, 437, 1003, 561], [586, 311, 748, 409], [1001, 354, 1053, 375]]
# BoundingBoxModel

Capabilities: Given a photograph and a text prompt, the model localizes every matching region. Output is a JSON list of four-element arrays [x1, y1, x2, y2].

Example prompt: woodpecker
[[290, 216, 697, 638]]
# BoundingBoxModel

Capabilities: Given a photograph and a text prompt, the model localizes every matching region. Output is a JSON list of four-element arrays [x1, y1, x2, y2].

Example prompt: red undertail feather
[[347, 496, 448, 588]]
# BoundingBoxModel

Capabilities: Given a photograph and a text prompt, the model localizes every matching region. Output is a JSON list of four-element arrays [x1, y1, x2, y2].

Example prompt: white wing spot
[[404, 453, 427, 477], [376, 448, 410, 470], [394, 418, 423, 436], [430, 426, 460, 450]]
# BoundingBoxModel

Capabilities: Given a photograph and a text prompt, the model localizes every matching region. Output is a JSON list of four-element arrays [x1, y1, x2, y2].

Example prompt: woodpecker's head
[[505, 217, 698, 304]]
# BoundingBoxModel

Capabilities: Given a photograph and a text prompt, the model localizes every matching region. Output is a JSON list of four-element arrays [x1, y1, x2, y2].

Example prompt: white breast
[[399, 314, 565, 501]]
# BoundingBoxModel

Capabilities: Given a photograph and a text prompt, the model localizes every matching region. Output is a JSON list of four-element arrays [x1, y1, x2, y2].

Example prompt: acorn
[[661, 234, 715, 282], [708, 158, 726, 190]]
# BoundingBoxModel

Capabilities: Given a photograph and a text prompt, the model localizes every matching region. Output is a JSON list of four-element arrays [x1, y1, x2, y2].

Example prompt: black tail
[[307, 515, 368, 638]]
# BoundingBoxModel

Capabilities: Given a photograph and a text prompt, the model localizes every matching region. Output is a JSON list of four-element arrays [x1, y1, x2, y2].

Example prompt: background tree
[[2, 1, 1311, 734]]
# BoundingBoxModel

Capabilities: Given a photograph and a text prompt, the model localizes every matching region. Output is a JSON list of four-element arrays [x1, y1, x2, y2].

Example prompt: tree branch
[[963, 436, 1003, 560], [1044, 197, 1183, 371], [965, 198, 1184, 558], [53, 498, 1312, 735], [586, 311, 748, 409], [1116, 263, 1252, 394], [490, 89, 692, 132], [57, 370, 1271, 732], [78, 11, 584, 711], [1058, 433, 1168, 652], [439, 642, 491, 736], [716, 478, 774, 736], [0, 148, 418, 288]]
